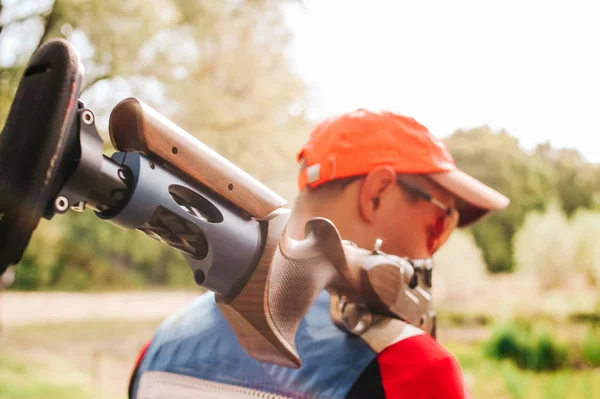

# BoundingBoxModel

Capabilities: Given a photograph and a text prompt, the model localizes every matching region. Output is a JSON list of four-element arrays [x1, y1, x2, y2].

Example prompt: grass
[[444, 341, 600, 399], [583, 327, 600, 367], [0, 356, 99, 399], [0, 319, 163, 399], [3, 337, 597, 399], [0, 286, 598, 399]]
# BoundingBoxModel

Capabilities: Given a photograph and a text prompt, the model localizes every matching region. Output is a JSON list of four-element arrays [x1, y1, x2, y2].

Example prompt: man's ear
[[358, 166, 396, 223]]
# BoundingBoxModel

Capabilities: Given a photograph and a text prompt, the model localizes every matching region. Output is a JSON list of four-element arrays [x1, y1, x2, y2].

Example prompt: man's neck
[[286, 194, 432, 259], [285, 196, 334, 240]]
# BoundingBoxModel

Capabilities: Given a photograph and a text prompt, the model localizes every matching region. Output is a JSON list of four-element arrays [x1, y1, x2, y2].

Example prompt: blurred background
[[0, 0, 599, 398]]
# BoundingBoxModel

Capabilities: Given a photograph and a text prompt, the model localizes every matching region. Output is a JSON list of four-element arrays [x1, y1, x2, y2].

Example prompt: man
[[128, 109, 509, 398]]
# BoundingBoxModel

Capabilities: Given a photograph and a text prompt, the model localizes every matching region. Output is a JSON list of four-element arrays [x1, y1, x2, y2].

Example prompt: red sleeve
[[377, 334, 470, 399], [128, 339, 152, 398]]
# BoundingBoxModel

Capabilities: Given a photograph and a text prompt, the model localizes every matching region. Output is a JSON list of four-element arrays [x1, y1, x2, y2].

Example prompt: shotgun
[[0, 39, 435, 368]]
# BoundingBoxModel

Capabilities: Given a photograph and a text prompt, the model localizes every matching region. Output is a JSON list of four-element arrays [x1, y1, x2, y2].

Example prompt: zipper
[[138, 371, 296, 399]]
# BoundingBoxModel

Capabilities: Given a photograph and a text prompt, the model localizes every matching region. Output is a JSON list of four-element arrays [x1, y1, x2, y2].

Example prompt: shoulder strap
[[360, 316, 425, 353]]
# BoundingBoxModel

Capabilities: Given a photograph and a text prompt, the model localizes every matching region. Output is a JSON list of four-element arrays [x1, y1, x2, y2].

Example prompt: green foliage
[[484, 321, 524, 361], [151, 0, 309, 200], [1, 0, 308, 290], [501, 362, 529, 399], [513, 203, 600, 290], [484, 321, 600, 374], [0, 0, 175, 119], [445, 127, 600, 274], [2, 0, 599, 288], [534, 143, 600, 217], [513, 202, 574, 290], [483, 320, 568, 371], [11, 211, 197, 291], [569, 209, 600, 286], [444, 127, 554, 273], [0, 356, 97, 399], [533, 333, 568, 371], [446, 340, 600, 399], [582, 327, 600, 367], [11, 217, 66, 289]]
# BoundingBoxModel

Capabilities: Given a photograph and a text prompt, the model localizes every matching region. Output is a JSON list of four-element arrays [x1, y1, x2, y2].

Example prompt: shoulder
[[378, 333, 459, 369], [376, 334, 469, 398], [132, 291, 379, 399], [148, 291, 222, 344]]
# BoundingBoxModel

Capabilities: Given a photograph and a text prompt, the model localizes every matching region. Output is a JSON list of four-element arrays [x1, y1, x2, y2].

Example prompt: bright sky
[[284, 0, 600, 163]]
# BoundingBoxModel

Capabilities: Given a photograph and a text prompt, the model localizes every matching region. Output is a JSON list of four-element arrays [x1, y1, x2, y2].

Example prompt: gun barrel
[[108, 98, 287, 219]]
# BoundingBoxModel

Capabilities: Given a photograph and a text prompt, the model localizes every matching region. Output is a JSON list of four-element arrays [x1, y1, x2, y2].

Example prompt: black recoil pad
[[0, 39, 83, 274]]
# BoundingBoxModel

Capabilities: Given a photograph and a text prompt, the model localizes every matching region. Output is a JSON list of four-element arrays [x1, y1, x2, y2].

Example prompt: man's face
[[349, 169, 459, 259]]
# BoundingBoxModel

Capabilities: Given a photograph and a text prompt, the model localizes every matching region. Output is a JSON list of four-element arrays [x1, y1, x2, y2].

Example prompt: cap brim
[[428, 169, 510, 227]]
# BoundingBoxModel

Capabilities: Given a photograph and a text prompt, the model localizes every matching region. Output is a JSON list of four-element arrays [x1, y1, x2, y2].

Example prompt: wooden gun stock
[[216, 214, 427, 368], [108, 98, 287, 219]]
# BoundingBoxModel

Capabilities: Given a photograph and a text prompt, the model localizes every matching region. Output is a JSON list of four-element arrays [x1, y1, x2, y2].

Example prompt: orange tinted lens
[[431, 211, 459, 254]]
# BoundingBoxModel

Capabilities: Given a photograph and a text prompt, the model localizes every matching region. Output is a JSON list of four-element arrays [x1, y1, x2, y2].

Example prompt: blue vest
[[131, 291, 378, 398]]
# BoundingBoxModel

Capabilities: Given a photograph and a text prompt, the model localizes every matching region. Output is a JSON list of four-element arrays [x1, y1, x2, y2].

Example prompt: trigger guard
[[331, 240, 435, 337], [329, 294, 373, 336]]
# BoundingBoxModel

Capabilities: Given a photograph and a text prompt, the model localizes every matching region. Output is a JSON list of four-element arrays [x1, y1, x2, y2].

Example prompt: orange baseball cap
[[296, 109, 510, 227]]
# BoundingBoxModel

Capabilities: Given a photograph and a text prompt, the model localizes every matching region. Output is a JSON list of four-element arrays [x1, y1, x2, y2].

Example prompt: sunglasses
[[396, 178, 460, 254]]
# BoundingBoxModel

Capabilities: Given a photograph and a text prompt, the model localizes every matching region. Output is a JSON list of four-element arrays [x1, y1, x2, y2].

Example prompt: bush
[[444, 126, 556, 273], [532, 332, 568, 371], [10, 211, 196, 291], [483, 320, 568, 371], [513, 202, 577, 290], [432, 229, 488, 301], [570, 209, 600, 286], [582, 327, 600, 367], [513, 203, 600, 290], [484, 321, 525, 361], [12, 218, 66, 289]]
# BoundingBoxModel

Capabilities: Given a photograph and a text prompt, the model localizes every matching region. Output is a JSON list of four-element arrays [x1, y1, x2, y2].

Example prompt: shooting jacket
[[129, 291, 469, 398]]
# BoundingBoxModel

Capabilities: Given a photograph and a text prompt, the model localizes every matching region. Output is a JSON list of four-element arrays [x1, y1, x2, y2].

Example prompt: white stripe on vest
[[360, 317, 425, 354], [137, 371, 294, 399]]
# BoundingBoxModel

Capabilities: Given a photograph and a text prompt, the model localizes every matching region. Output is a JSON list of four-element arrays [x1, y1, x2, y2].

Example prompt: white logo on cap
[[306, 163, 321, 184]]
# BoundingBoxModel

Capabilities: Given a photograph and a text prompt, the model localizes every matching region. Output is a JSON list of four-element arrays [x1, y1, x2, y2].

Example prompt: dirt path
[[0, 291, 202, 326]]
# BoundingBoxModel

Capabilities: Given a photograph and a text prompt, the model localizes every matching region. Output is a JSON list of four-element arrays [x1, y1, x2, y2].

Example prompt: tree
[[534, 143, 600, 216], [1, 0, 309, 290], [145, 0, 310, 200], [445, 127, 600, 273], [0, 0, 176, 121], [444, 126, 555, 273]]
